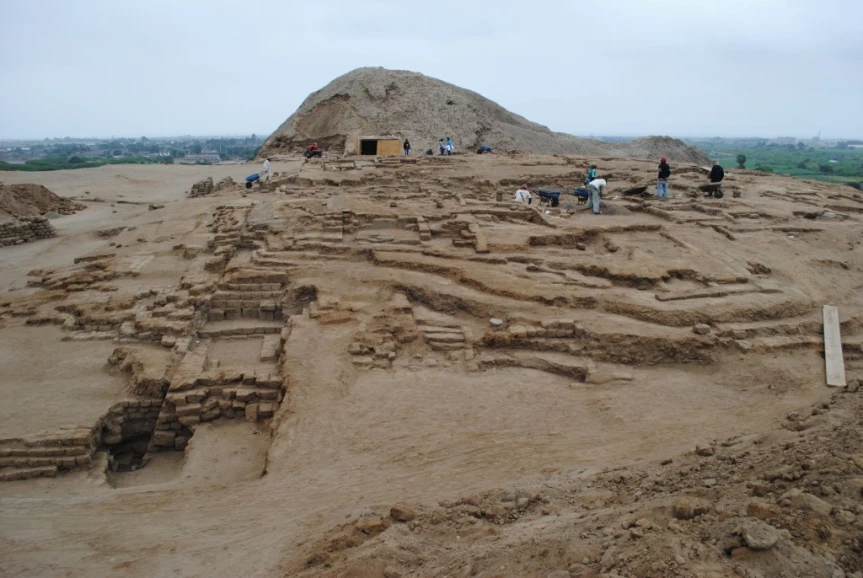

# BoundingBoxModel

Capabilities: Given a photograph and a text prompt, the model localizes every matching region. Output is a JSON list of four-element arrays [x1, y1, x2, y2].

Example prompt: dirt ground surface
[[0, 154, 862, 578]]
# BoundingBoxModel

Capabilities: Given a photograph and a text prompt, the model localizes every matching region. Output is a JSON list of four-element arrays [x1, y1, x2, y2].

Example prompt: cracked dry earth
[[0, 154, 862, 578]]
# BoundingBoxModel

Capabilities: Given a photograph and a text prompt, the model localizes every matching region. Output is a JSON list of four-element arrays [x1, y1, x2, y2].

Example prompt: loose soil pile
[[260, 67, 711, 165], [0, 183, 85, 217]]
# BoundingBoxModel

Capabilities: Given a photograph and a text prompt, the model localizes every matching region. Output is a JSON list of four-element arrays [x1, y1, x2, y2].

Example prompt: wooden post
[[823, 305, 846, 387]]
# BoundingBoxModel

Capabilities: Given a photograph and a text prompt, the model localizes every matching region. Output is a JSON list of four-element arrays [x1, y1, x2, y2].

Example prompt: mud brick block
[[242, 372, 257, 385], [208, 310, 225, 322], [201, 408, 221, 421], [175, 404, 202, 417], [202, 397, 219, 412], [218, 399, 233, 410], [245, 403, 259, 422], [75, 454, 92, 467], [58, 456, 78, 469], [260, 300, 276, 312], [258, 389, 279, 401], [257, 372, 282, 388], [178, 416, 200, 427], [224, 310, 239, 320], [165, 392, 187, 405], [170, 423, 183, 430], [232, 400, 247, 410], [103, 434, 123, 445], [174, 437, 189, 450], [258, 402, 274, 418], [185, 391, 206, 403], [235, 388, 257, 402], [71, 431, 92, 446]]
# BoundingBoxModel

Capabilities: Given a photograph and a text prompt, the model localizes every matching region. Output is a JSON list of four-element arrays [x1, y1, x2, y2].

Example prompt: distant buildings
[[773, 137, 797, 145], [179, 153, 221, 164]]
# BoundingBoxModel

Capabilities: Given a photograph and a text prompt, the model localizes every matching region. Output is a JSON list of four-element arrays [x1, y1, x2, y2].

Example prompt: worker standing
[[657, 157, 671, 201], [587, 177, 607, 215], [261, 158, 271, 182], [584, 163, 597, 185], [439, 139, 446, 156], [403, 139, 411, 156], [446, 137, 453, 155]]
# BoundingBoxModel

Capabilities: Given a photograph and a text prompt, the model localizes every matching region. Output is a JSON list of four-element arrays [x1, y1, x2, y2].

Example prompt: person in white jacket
[[514, 184, 532, 204], [587, 178, 607, 215], [261, 158, 271, 182]]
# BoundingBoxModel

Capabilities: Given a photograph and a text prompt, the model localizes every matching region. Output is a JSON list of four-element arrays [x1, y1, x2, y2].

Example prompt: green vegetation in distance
[[0, 156, 157, 172], [688, 140, 863, 189]]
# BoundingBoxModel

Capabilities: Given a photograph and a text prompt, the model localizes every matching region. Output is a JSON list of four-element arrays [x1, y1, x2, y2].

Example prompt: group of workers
[[513, 157, 726, 214], [438, 137, 454, 155]]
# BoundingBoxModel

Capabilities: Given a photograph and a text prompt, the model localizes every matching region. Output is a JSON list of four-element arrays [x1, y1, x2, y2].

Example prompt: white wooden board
[[823, 305, 846, 387]]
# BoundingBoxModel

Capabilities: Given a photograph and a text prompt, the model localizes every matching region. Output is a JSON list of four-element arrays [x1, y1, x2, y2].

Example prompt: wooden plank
[[823, 305, 847, 387]]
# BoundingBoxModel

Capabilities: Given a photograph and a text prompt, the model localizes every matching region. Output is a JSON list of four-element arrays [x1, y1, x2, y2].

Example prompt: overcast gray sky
[[1, 0, 861, 140]]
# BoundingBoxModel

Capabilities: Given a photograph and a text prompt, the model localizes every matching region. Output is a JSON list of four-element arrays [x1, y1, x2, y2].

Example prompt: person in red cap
[[657, 157, 671, 201]]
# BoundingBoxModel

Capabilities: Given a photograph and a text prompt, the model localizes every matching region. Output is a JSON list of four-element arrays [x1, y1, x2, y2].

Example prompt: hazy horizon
[[1, 0, 861, 141]]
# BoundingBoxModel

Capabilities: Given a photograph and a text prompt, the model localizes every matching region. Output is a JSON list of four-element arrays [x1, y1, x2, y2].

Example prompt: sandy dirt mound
[[0, 183, 85, 217], [260, 67, 711, 165]]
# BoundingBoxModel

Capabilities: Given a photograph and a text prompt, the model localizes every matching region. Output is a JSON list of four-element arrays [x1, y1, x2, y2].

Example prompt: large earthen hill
[[259, 67, 710, 164]]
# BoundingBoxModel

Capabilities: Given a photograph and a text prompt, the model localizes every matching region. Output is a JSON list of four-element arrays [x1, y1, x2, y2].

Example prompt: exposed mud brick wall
[[214, 176, 235, 191], [0, 427, 96, 481], [189, 177, 215, 198], [0, 216, 56, 246], [100, 400, 162, 445]]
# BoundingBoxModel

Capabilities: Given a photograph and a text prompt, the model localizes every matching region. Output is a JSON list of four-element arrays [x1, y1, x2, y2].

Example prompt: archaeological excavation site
[[1, 69, 862, 578]]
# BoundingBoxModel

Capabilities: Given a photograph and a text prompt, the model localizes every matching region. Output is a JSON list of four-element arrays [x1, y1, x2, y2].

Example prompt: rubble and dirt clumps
[[0, 182, 84, 217], [286, 394, 863, 578], [259, 67, 711, 164]]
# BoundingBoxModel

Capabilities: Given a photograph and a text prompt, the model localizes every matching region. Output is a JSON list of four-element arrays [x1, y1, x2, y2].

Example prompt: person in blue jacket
[[584, 163, 597, 185]]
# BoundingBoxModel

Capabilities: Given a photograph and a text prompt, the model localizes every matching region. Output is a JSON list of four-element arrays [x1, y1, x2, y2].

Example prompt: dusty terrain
[[0, 153, 862, 578]]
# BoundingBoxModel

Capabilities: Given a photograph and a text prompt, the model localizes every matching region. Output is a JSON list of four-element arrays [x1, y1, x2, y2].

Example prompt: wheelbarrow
[[536, 188, 561, 207], [245, 173, 260, 189], [571, 188, 590, 205]]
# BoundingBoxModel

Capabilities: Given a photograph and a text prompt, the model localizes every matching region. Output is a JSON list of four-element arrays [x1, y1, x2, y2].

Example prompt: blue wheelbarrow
[[536, 188, 561, 207], [571, 188, 590, 205], [245, 173, 260, 189]]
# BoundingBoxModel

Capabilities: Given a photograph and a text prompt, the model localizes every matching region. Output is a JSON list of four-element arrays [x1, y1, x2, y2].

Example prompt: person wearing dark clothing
[[657, 157, 671, 200], [709, 161, 724, 183], [707, 160, 725, 198], [403, 139, 411, 156], [439, 139, 446, 155]]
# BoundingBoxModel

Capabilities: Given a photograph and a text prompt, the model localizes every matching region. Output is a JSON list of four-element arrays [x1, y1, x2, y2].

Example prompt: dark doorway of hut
[[360, 139, 378, 155]]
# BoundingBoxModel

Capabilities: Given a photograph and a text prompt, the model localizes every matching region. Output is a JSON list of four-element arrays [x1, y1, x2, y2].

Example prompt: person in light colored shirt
[[513, 185, 532, 204], [587, 178, 607, 215], [261, 158, 271, 182]]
